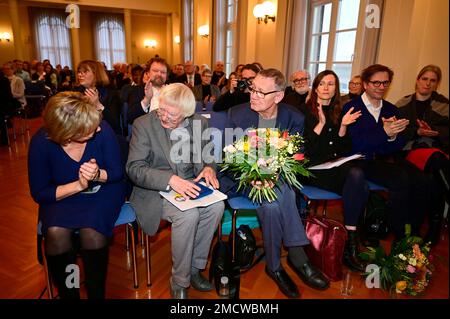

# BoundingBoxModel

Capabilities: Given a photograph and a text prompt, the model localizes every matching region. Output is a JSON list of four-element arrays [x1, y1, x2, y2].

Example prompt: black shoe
[[265, 266, 299, 298], [343, 231, 367, 273], [287, 258, 330, 290], [190, 271, 213, 292]]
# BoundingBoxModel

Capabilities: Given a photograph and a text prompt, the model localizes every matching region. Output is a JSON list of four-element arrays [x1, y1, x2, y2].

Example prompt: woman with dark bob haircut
[[28, 91, 126, 299], [303, 70, 369, 273]]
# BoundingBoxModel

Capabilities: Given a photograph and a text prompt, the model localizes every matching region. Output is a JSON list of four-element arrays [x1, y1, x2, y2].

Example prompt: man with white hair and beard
[[281, 70, 311, 113], [127, 57, 169, 124]]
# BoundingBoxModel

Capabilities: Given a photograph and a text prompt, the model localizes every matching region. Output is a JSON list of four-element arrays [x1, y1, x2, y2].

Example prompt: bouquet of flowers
[[360, 236, 434, 296], [220, 128, 311, 203]]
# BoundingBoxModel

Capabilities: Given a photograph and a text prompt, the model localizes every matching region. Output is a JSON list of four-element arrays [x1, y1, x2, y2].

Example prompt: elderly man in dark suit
[[126, 83, 225, 299], [219, 68, 329, 298]]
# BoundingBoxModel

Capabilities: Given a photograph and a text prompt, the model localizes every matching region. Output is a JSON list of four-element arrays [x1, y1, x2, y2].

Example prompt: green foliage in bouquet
[[220, 128, 311, 203]]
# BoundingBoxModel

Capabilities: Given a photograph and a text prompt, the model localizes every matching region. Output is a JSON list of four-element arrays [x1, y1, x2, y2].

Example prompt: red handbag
[[303, 216, 348, 281]]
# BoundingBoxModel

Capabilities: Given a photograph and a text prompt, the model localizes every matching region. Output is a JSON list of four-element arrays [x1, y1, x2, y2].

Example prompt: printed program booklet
[[159, 182, 227, 211], [308, 154, 364, 170]]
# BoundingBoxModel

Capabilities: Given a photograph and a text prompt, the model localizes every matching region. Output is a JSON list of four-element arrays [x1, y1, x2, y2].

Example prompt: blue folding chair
[[299, 185, 342, 217]]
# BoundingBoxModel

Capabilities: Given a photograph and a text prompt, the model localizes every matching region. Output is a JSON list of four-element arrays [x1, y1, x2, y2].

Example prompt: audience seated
[[219, 68, 329, 298], [342, 64, 436, 241], [212, 63, 260, 112], [127, 57, 169, 125], [211, 60, 228, 89], [28, 92, 126, 299], [341, 75, 364, 106], [303, 70, 367, 272], [177, 60, 201, 88], [281, 70, 311, 112], [74, 60, 122, 136], [396, 64, 449, 244], [192, 69, 220, 104]]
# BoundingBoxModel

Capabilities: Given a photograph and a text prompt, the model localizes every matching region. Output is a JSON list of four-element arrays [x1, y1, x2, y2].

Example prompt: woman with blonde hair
[[28, 91, 126, 298]]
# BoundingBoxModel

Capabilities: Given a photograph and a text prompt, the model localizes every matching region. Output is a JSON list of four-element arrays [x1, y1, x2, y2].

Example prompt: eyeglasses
[[368, 80, 391, 87], [156, 107, 182, 123], [349, 82, 362, 86], [248, 86, 281, 99], [293, 77, 309, 84]]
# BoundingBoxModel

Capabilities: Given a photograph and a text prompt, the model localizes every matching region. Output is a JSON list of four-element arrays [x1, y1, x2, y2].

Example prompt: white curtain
[[32, 9, 72, 68], [93, 14, 126, 70]]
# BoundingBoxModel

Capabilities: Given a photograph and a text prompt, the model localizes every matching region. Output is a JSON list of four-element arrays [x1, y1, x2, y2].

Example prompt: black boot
[[424, 214, 443, 245], [80, 246, 109, 299], [45, 251, 80, 299], [343, 230, 366, 273]]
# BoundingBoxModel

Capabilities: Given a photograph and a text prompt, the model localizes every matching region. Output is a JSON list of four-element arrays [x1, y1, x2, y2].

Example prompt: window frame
[[94, 15, 126, 70], [306, 0, 365, 92]]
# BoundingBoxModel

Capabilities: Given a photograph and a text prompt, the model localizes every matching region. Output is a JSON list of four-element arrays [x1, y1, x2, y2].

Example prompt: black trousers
[[354, 157, 432, 238]]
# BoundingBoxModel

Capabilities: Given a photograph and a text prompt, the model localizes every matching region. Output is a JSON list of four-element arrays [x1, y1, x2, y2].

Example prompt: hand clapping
[[417, 119, 439, 137], [382, 116, 409, 138], [79, 158, 100, 182]]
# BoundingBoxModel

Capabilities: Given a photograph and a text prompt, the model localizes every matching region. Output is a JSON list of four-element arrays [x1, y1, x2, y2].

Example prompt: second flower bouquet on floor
[[220, 128, 311, 203]]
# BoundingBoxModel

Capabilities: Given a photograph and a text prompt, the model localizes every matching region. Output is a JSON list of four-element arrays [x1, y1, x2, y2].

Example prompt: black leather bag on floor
[[209, 239, 237, 298], [229, 224, 257, 270]]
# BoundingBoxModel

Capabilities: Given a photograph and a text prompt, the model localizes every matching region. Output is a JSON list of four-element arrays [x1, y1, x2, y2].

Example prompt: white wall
[[378, 0, 449, 103]]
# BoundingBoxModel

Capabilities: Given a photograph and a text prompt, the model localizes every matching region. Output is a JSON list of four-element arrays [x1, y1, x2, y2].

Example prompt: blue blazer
[[342, 96, 406, 159], [219, 102, 305, 195], [226, 102, 305, 135]]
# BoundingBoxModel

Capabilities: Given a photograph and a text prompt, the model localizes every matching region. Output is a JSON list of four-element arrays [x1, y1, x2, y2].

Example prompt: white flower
[[223, 145, 237, 153], [408, 258, 417, 266], [398, 254, 407, 261]]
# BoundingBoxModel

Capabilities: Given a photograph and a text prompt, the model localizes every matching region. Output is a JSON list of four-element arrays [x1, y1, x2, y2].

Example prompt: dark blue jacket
[[342, 95, 406, 160]]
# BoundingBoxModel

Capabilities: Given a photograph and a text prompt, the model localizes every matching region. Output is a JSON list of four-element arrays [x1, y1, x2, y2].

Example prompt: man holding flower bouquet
[[219, 68, 330, 298]]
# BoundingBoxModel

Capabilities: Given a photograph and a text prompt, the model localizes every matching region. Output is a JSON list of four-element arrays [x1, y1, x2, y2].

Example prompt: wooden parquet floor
[[0, 116, 448, 300]]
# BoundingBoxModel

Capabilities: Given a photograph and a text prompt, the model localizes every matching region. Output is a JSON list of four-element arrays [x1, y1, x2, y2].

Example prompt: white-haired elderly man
[[126, 83, 225, 299], [281, 70, 311, 112]]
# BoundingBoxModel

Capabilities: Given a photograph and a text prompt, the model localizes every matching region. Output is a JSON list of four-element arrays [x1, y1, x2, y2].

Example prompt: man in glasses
[[341, 75, 364, 105], [281, 70, 310, 112], [343, 64, 434, 242], [219, 68, 330, 298], [212, 63, 260, 112]]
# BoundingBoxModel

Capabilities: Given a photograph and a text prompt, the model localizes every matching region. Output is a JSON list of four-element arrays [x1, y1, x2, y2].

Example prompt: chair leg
[[140, 228, 145, 246], [125, 225, 130, 251], [41, 238, 54, 299], [231, 209, 238, 262], [4, 118, 11, 147], [127, 223, 139, 289], [144, 234, 152, 287]]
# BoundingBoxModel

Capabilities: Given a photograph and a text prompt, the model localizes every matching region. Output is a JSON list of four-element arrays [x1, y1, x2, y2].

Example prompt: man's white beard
[[294, 86, 309, 94]]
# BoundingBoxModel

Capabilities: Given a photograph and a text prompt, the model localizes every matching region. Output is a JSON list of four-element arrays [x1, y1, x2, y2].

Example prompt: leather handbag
[[303, 216, 348, 281]]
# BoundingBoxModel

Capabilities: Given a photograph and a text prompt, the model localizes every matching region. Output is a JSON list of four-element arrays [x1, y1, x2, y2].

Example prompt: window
[[94, 15, 126, 70], [307, 0, 361, 92], [33, 10, 72, 68], [182, 0, 194, 62], [214, 0, 238, 76]]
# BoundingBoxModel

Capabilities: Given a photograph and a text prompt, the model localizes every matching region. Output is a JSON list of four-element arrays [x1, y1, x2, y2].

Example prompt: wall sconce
[[174, 35, 180, 44], [198, 25, 209, 38], [253, 1, 276, 24], [0, 32, 12, 42], [144, 39, 157, 48]]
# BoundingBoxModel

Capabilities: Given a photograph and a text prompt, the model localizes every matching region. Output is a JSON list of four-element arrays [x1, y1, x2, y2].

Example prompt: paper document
[[308, 154, 364, 170], [159, 182, 227, 211]]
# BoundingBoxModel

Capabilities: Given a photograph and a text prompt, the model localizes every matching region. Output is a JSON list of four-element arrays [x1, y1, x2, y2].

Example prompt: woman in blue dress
[[28, 91, 125, 299]]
